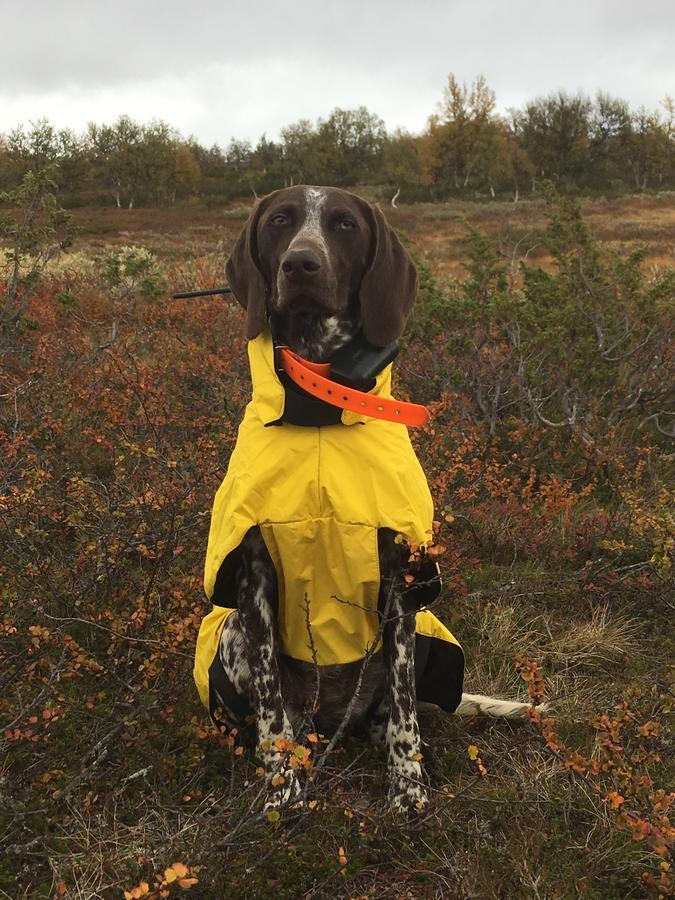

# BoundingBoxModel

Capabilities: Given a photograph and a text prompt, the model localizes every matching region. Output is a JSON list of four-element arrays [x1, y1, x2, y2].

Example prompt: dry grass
[[549, 605, 639, 673]]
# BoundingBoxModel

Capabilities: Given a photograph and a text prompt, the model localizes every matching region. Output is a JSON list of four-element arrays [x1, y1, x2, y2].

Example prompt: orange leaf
[[606, 791, 625, 810], [426, 544, 447, 557]]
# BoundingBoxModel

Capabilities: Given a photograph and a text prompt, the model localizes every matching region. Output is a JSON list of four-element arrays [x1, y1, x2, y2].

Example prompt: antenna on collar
[[172, 287, 232, 299]]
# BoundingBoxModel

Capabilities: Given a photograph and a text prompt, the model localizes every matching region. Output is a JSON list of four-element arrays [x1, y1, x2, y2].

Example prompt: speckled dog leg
[[383, 591, 429, 815], [237, 529, 300, 808]]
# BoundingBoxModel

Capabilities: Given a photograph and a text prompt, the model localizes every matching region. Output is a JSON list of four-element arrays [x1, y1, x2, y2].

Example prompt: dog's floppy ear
[[225, 198, 270, 340], [358, 203, 418, 347]]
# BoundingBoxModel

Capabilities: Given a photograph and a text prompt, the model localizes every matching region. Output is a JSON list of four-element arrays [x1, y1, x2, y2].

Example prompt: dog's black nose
[[280, 248, 321, 279]]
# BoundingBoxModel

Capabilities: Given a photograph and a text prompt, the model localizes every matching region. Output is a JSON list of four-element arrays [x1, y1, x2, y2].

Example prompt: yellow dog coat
[[194, 331, 464, 714]]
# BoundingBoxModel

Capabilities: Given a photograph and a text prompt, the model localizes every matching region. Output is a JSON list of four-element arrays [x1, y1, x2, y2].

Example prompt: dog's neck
[[271, 311, 358, 362]]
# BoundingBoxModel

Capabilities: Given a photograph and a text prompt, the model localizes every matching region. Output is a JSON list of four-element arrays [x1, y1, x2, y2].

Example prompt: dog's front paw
[[387, 769, 429, 817], [263, 765, 302, 811], [260, 747, 302, 810]]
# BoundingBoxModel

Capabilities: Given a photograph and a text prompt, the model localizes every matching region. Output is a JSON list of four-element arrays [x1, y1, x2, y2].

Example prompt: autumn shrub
[[0, 195, 672, 897], [410, 187, 674, 443], [0, 165, 75, 334]]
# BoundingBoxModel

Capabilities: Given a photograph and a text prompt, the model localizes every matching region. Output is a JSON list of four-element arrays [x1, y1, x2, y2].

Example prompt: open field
[[1, 192, 673, 898], [66, 192, 675, 278]]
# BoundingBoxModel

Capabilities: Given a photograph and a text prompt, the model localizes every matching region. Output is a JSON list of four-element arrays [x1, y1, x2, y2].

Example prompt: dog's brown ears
[[227, 192, 417, 345], [359, 203, 418, 347], [225, 199, 270, 340]]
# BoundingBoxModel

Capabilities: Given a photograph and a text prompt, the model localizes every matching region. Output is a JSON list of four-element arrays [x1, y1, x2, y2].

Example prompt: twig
[[313, 578, 400, 773], [40, 612, 193, 658]]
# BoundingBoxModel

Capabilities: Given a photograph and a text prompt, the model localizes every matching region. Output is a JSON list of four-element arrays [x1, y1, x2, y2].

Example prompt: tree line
[[1, 75, 673, 207]]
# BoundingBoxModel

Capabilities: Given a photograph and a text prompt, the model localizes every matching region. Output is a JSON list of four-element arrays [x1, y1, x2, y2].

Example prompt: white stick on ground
[[454, 692, 548, 719]]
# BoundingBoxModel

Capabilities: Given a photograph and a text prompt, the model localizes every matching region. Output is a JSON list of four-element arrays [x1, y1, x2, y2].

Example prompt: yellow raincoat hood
[[194, 331, 464, 715]]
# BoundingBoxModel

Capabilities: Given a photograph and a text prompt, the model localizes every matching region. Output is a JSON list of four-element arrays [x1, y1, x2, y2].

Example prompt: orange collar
[[277, 347, 429, 427]]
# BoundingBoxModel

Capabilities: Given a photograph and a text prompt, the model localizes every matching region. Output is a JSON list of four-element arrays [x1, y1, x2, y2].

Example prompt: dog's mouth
[[276, 292, 333, 316]]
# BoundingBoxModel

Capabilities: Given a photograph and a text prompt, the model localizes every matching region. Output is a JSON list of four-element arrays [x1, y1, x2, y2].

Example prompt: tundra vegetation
[[0, 162, 673, 898]]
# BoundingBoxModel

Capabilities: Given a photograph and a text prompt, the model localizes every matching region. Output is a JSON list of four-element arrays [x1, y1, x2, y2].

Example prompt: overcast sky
[[3, 0, 673, 147]]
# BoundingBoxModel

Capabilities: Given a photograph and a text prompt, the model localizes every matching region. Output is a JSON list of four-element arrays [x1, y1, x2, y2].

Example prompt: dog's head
[[225, 185, 418, 348]]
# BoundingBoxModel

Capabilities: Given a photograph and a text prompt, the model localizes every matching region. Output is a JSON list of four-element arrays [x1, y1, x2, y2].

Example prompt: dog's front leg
[[237, 529, 299, 808], [379, 532, 429, 815]]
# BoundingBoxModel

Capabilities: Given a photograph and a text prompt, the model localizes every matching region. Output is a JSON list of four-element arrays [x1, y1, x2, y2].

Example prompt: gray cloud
[[4, 0, 674, 145]]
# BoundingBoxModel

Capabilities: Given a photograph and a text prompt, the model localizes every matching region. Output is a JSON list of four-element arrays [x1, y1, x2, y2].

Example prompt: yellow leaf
[[170, 863, 189, 879], [266, 810, 281, 823], [178, 878, 199, 890], [164, 868, 178, 884], [467, 745, 480, 760]]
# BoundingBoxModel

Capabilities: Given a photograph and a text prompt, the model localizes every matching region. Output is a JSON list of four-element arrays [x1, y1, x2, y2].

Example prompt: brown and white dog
[[211, 186, 532, 814]]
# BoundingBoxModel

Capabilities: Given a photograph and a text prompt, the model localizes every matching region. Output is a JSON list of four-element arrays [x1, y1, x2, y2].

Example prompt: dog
[[193, 186, 533, 815]]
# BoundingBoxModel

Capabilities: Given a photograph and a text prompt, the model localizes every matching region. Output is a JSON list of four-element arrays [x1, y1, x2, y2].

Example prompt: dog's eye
[[336, 219, 356, 231], [270, 214, 290, 226]]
